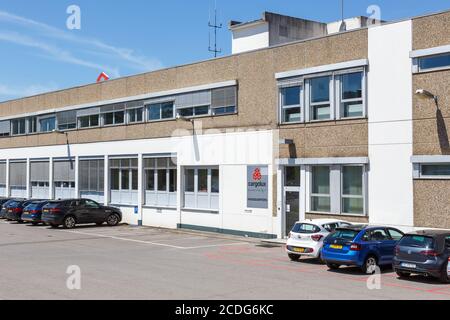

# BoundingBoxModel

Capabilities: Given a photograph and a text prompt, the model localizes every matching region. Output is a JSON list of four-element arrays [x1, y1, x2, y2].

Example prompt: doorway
[[283, 166, 301, 237]]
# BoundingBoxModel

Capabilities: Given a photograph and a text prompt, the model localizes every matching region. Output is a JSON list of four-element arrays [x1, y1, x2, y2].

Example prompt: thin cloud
[[0, 10, 163, 72], [0, 83, 59, 98]]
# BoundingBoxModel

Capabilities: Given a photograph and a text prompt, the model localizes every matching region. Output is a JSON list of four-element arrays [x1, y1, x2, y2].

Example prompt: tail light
[[311, 234, 324, 242], [13, 208, 21, 213], [28, 210, 39, 214], [420, 250, 438, 257], [350, 243, 362, 251], [50, 208, 62, 214], [395, 246, 400, 255]]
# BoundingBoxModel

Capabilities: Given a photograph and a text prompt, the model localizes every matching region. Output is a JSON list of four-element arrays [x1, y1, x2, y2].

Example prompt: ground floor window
[[30, 161, 50, 199], [79, 159, 104, 203], [183, 167, 219, 211], [0, 162, 6, 196], [53, 160, 76, 199], [144, 157, 177, 207], [309, 164, 366, 215], [110, 158, 138, 205], [9, 161, 27, 198]]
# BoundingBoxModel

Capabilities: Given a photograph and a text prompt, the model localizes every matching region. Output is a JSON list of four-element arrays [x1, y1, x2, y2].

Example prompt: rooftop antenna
[[208, 0, 222, 57], [339, 0, 347, 32]]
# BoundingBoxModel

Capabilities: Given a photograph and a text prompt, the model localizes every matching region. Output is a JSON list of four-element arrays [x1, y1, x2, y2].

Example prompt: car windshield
[[399, 235, 435, 249], [7, 200, 20, 207], [291, 223, 320, 234], [328, 229, 359, 241]]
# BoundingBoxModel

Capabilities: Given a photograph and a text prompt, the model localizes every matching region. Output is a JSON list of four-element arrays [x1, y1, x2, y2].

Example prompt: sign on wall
[[247, 166, 269, 209]]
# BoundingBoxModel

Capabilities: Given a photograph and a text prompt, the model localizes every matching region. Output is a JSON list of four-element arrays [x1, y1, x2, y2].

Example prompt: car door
[[84, 200, 105, 223], [375, 228, 396, 264], [72, 200, 90, 224], [367, 228, 391, 264], [386, 228, 404, 262]]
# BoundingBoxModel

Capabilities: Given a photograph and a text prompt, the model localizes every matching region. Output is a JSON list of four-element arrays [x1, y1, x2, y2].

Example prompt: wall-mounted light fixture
[[416, 89, 438, 104], [279, 139, 294, 145]]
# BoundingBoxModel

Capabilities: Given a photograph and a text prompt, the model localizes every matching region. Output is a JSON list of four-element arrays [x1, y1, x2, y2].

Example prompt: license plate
[[401, 263, 417, 269], [330, 244, 343, 250], [293, 248, 305, 253], [8, 210, 12, 213]]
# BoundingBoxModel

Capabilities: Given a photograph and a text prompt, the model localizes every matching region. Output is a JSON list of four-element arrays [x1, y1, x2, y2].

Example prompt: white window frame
[[176, 105, 211, 119], [308, 164, 367, 216], [78, 114, 100, 129], [279, 85, 304, 124], [127, 107, 144, 124], [144, 158, 177, 208], [146, 101, 175, 122], [101, 110, 125, 127], [38, 115, 56, 133], [418, 163, 450, 180], [335, 68, 366, 120], [307, 74, 334, 122], [183, 167, 219, 212], [11, 118, 27, 136], [412, 52, 450, 73], [109, 158, 138, 205]]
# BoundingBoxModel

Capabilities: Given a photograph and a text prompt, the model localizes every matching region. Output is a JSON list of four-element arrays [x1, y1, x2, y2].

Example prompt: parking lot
[[0, 220, 449, 300]]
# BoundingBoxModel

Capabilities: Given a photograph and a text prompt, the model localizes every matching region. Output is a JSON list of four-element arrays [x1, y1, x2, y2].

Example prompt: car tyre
[[439, 262, 450, 284], [106, 214, 120, 227], [362, 255, 378, 274], [326, 263, 340, 270], [288, 254, 300, 261], [63, 216, 77, 229]]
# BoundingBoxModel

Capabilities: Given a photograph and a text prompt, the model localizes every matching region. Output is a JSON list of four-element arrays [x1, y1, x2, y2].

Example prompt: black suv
[[393, 230, 450, 283], [41, 199, 122, 229]]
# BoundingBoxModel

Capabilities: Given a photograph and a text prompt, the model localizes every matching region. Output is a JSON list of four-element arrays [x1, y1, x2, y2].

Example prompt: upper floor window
[[39, 116, 56, 133], [28, 117, 38, 133], [420, 164, 450, 178], [177, 105, 209, 118], [127, 107, 144, 123], [0, 121, 9, 137], [280, 86, 302, 123], [57, 110, 77, 131], [211, 87, 237, 116], [79, 114, 100, 128], [148, 102, 174, 121], [418, 53, 450, 72], [278, 68, 366, 124], [11, 118, 26, 135]]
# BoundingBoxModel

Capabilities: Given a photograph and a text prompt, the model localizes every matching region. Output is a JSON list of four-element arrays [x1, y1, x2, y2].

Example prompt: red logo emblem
[[97, 72, 110, 83], [253, 168, 262, 181]]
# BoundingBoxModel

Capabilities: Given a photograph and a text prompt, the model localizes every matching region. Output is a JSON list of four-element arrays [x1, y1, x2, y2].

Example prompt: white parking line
[[59, 229, 247, 250]]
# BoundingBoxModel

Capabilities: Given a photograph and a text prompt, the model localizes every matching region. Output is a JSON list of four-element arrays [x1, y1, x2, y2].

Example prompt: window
[[144, 157, 177, 207], [340, 72, 363, 118], [365, 229, 389, 241], [79, 114, 99, 128], [9, 162, 27, 198], [57, 110, 77, 131], [0, 121, 10, 137], [101, 104, 125, 126], [79, 159, 104, 203], [421, 164, 450, 178], [177, 106, 209, 118], [30, 161, 50, 199], [387, 228, 404, 241], [127, 107, 143, 123], [148, 102, 174, 121], [292, 223, 320, 234], [311, 166, 331, 212], [418, 53, 450, 72], [109, 158, 138, 205], [280, 86, 302, 123], [39, 117, 56, 132], [183, 167, 219, 210], [0, 162, 6, 194], [28, 117, 37, 133], [285, 166, 300, 187], [309, 164, 366, 215], [53, 160, 76, 199], [342, 166, 364, 214], [211, 86, 237, 115], [309, 76, 331, 121], [11, 118, 26, 135]]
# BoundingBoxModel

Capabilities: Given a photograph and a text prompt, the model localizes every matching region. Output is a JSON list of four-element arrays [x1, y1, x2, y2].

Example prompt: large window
[[340, 72, 363, 118], [211, 86, 237, 115], [101, 104, 125, 126], [110, 158, 138, 205], [0, 162, 6, 196], [310, 165, 366, 215], [39, 116, 56, 133], [183, 167, 219, 211], [144, 158, 177, 207], [280, 86, 302, 123], [57, 111, 77, 131], [30, 161, 50, 199], [79, 159, 104, 203], [11, 118, 26, 135], [53, 160, 76, 199], [418, 53, 450, 72], [127, 107, 144, 123], [147, 102, 174, 121], [176, 90, 211, 118], [0, 121, 10, 137], [79, 114, 99, 128]]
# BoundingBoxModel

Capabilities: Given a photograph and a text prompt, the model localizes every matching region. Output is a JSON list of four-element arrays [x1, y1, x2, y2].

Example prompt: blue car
[[22, 200, 50, 225], [321, 225, 404, 274]]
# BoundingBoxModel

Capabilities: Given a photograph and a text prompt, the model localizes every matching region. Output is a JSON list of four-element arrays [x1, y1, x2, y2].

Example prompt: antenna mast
[[208, 0, 222, 57]]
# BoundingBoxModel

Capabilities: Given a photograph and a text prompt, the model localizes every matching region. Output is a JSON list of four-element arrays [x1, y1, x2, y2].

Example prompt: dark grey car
[[393, 230, 450, 283]]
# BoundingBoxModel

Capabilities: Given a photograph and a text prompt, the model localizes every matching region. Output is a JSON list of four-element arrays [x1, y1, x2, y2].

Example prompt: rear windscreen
[[6, 200, 20, 207], [44, 202, 63, 208], [291, 223, 320, 234], [328, 229, 359, 241], [399, 235, 435, 249]]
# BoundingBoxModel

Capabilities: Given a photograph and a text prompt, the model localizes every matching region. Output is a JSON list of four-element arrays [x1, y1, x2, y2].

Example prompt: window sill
[[182, 207, 219, 214], [308, 211, 368, 218], [143, 205, 177, 210]]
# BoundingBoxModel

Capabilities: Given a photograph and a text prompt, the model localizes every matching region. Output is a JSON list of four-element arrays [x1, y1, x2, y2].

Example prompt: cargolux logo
[[253, 168, 262, 181]]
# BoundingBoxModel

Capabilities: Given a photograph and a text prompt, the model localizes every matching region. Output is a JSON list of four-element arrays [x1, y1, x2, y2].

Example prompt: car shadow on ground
[[297, 258, 325, 265], [326, 265, 394, 276], [395, 274, 448, 285]]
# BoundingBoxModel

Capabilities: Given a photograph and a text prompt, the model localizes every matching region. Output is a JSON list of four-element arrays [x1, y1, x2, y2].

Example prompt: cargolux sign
[[247, 166, 269, 209]]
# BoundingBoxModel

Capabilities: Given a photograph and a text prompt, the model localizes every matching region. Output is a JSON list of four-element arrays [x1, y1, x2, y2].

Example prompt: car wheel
[[326, 263, 340, 270], [288, 254, 300, 261], [106, 214, 120, 227], [63, 216, 77, 229], [362, 256, 378, 274], [396, 271, 411, 278], [439, 262, 450, 284]]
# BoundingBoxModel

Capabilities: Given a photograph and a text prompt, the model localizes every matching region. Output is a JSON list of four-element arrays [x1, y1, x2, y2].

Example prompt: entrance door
[[283, 166, 301, 237]]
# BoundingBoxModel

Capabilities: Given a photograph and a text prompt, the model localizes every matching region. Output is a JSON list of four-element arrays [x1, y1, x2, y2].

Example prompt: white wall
[[231, 22, 269, 54], [368, 20, 414, 230]]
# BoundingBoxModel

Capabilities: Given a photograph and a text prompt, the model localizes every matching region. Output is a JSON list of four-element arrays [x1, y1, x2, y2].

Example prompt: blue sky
[[0, 0, 449, 102]]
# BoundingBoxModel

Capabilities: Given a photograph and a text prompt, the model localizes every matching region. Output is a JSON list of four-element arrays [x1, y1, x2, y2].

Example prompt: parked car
[[321, 225, 404, 274], [5, 199, 42, 223], [393, 230, 450, 283], [286, 219, 352, 261], [0, 198, 16, 219], [21, 200, 50, 225], [41, 199, 122, 229]]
